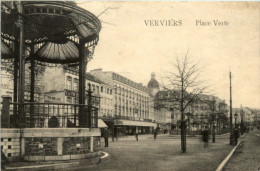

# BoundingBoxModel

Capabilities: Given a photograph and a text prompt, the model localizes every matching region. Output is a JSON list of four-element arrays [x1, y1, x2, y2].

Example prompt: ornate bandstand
[[1, 1, 103, 162]]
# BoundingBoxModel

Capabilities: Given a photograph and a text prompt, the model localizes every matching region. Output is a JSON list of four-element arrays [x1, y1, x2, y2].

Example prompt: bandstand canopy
[[1, 1, 101, 64]]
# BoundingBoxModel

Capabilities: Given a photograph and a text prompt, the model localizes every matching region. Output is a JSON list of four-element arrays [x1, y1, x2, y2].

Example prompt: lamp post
[[234, 112, 239, 145], [229, 72, 233, 145], [212, 98, 216, 143], [234, 112, 238, 129], [240, 108, 245, 135]]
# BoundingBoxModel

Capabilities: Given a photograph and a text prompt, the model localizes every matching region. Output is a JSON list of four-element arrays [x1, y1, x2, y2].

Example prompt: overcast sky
[[78, 1, 260, 109]]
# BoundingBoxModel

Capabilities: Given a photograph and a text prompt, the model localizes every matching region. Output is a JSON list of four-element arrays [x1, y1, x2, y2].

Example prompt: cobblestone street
[[68, 134, 233, 171]]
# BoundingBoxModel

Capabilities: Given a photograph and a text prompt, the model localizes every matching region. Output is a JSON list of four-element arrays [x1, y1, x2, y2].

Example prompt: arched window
[[122, 88, 124, 96], [92, 84, 95, 92], [73, 78, 78, 91], [66, 76, 72, 90], [118, 87, 121, 95], [114, 86, 117, 94]]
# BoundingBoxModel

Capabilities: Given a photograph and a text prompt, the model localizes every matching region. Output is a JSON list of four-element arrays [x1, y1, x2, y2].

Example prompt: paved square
[[71, 134, 233, 171]]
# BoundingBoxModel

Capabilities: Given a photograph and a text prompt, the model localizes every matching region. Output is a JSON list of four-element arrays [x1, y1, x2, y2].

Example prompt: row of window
[[100, 109, 113, 116], [66, 96, 78, 104], [113, 73, 148, 92], [114, 95, 149, 103], [114, 87, 149, 100], [66, 76, 78, 91], [101, 98, 113, 106], [115, 106, 148, 113], [115, 103, 148, 110], [24, 92, 42, 102], [66, 76, 113, 95], [45, 95, 62, 102]]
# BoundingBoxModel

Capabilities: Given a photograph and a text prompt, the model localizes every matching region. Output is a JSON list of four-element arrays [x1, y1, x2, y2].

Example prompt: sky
[[78, 1, 260, 109]]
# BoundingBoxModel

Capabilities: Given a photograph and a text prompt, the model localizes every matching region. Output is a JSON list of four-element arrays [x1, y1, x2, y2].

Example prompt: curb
[[99, 151, 110, 162], [4, 151, 109, 171], [215, 141, 241, 171]]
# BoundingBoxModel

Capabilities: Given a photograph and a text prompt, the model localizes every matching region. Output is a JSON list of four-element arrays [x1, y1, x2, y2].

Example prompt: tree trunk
[[181, 111, 186, 153]]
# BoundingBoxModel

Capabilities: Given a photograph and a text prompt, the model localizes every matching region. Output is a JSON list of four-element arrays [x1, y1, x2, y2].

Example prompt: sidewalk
[[223, 130, 260, 171]]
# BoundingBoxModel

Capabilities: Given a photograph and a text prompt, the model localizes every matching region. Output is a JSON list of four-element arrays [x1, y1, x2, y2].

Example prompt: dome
[[147, 72, 159, 88], [148, 79, 159, 88]]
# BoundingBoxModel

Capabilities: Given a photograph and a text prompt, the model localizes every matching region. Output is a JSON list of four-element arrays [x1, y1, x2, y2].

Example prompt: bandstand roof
[[1, 1, 101, 64]]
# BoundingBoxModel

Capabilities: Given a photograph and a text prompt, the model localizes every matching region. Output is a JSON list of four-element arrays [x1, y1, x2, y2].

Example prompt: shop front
[[114, 119, 156, 136]]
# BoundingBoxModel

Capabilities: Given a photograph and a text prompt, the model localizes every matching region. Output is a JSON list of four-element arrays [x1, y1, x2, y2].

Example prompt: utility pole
[[229, 72, 233, 145], [212, 98, 216, 143], [181, 77, 186, 153]]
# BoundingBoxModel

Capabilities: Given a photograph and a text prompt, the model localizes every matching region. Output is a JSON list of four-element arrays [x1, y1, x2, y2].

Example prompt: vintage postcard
[[1, 1, 260, 171]]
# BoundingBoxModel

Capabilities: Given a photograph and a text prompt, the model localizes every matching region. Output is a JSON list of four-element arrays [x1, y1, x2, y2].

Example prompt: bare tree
[[160, 51, 207, 153]]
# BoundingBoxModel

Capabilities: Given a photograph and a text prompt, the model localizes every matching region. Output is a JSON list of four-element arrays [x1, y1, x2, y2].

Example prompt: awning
[[114, 119, 157, 128], [98, 119, 108, 128]]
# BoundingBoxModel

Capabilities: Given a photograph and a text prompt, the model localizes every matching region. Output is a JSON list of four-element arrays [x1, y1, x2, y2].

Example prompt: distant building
[[1, 70, 14, 101], [42, 66, 113, 113], [239, 107, 257, 125], [1, 65, 45, 103], [153, 89, 228, 132], [90, 69, 156, 135], [91, 69, 151, 119], [147, 72, 160, 121], [147, 72, 159, 97]]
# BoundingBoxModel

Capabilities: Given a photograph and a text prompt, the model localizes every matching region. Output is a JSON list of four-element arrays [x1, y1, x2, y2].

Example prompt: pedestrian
[[234, 127, 239, 145], [154, 130, 158, 140], [202, 127, 209, 148], [103, 128, 109, 147], [135, 131, 139, 141]]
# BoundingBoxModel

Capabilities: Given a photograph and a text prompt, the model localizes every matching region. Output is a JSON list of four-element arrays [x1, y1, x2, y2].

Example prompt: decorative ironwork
[[8, 102, 98, 128], [1, 1, 101, 64]]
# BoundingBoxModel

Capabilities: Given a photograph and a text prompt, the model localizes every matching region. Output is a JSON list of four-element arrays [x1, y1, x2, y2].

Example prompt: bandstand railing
[[2, 98, 98, 128]]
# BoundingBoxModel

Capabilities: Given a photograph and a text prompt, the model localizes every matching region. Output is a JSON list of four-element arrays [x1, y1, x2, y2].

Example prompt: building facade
[[90, 69, 156, 135], [43, 66, 113, 114], [153, 89, 229, 133], [91, 69, 152, 120], [1, 65, 45, 103]]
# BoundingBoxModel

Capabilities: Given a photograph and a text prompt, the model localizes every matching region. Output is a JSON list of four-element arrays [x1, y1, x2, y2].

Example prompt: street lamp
[[234, 112, 238, 128]]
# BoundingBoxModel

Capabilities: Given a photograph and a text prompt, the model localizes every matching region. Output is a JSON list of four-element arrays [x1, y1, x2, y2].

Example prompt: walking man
[[202, 127, 209, 148], [135, 131, 139, 141], [103, 128, 109, 147], [154, 130, 158, 140], [234, 127, 239, 145]]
